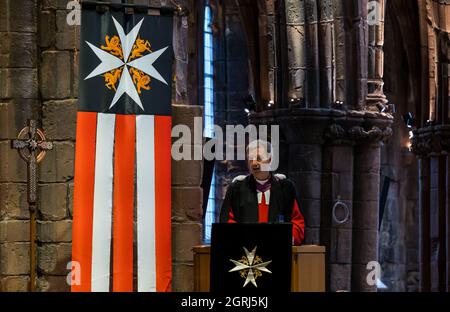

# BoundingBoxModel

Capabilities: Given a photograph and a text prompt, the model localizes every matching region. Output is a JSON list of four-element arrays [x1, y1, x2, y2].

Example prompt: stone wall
[[171, 104, 203, 292], [0, 0, 40, 291], [37, 0, 78, 292], [0, 0, 203, 292]]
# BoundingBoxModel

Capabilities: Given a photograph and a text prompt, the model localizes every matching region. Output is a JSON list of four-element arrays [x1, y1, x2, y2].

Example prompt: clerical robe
[[219, 174, 305, 245]]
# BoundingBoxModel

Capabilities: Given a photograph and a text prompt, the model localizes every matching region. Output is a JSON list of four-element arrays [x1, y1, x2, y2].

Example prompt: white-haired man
[[219, 140, 305, 245]]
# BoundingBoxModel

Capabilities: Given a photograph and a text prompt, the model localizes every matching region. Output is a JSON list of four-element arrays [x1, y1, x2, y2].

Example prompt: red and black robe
[[219, 174, 305, 245]]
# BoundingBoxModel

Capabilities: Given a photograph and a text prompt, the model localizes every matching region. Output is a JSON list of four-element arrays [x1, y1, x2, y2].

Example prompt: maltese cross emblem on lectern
[[228, 246, 272, 287]]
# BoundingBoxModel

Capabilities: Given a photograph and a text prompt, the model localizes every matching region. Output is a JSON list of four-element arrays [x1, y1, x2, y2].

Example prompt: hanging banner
[[72, 3, 173, 292]]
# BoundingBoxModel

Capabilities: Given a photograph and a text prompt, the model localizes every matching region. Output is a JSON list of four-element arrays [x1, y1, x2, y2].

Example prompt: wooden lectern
[[193, 245, 326, 292]]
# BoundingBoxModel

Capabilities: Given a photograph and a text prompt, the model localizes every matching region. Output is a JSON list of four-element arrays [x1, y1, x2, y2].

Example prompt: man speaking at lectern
[[219, 140, 305, 245]]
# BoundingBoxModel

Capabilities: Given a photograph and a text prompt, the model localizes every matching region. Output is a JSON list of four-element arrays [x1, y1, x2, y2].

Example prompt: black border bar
[[81, 0, 179, 15]]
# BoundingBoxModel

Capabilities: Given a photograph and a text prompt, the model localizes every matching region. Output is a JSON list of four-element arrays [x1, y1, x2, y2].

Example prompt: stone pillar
[[419, 155, 447, 292], [257, 0, 271, 107], [344, 0, 368, 110], [321, 118, 392, 292], [366, 0, 388, 111], [418, 156, 431, 291], [0, 0, 39, 291], [322, 139, 354, 292], [288, 139, 323, 245], [352, 142, 381, 292], [435, 156, 447, 292], [304, 0, 320, 108], [277, 113, 329, 247], [285, 0, 306, 104], [318, 0, 334, 108], [419, 158, 431, 291], [171, 104, 204, 291], [333, 0, 346, 108], [172, 0, 199, 105], [447, 156, 450, 292], [412, 125, 450, 291], [172, 0, 193, 104], [266, 0, 276, 106], [429, 156, 439, 291]]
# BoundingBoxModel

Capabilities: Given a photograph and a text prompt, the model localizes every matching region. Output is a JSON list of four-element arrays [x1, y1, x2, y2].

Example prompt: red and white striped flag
[[72, 6, 173, 292]]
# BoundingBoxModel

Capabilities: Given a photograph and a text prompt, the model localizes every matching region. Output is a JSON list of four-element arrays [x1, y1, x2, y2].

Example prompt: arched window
[[203, 1, 215, 242]]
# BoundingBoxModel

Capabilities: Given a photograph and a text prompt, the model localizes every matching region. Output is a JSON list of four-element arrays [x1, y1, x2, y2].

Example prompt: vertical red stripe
[[72, 112, 97, 292], [112, 115, 136, 292], [154, 116, 172, 292], [258, 194, 269, 223]]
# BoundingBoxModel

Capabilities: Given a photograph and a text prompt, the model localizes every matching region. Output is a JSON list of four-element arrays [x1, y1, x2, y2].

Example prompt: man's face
[[247, 147, 271, 181]]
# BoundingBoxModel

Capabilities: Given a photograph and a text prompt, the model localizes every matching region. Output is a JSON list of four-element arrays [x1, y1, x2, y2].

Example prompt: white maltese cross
[[84, 16, 168, 111]]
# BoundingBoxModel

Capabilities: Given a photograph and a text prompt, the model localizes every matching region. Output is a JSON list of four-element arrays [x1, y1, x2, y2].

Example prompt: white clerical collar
[[257, 190, 271, 204], [255, 177, 270, 185]]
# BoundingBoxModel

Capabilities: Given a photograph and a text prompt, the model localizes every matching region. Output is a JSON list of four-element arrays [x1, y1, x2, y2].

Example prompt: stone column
[[288, 139, 323, 246], [418, 157, 431, 291], [318, 0, 334, 108], [429, 156, 439, 291], [352, 142, 381, 292], [321, 117, 392, 292], [435, 156, 447, 292], [280, 114, 328, 247], [447, 156, 450, 292], [344, 0, 368, 110], [424, 0, 438, 123], [173, 1, 189, 103], [366, 0, 388, 111], [333, 0, 346, 108], [266, 0, 276, 106], [305, 0, 320, 108], [412, 125, 450, 291], [257, 0, 271, 107], [419, 152, 447, 292], [322, 133, 354, 291], [172, 0, 199, 105], [285, 0, 306, 105]]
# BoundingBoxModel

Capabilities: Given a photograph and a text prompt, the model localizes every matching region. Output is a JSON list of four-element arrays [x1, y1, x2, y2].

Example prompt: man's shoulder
[[274, 174, 296, 190], [225, 175, 249, 196], [232, 175, 248, 183], [273, 173, 287, 181]]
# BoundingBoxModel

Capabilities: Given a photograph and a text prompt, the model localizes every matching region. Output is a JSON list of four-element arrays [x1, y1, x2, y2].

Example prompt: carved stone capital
[[324, 124, 393, 145], [411, 125, 450, 157], [249, 108, 393, 146]]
